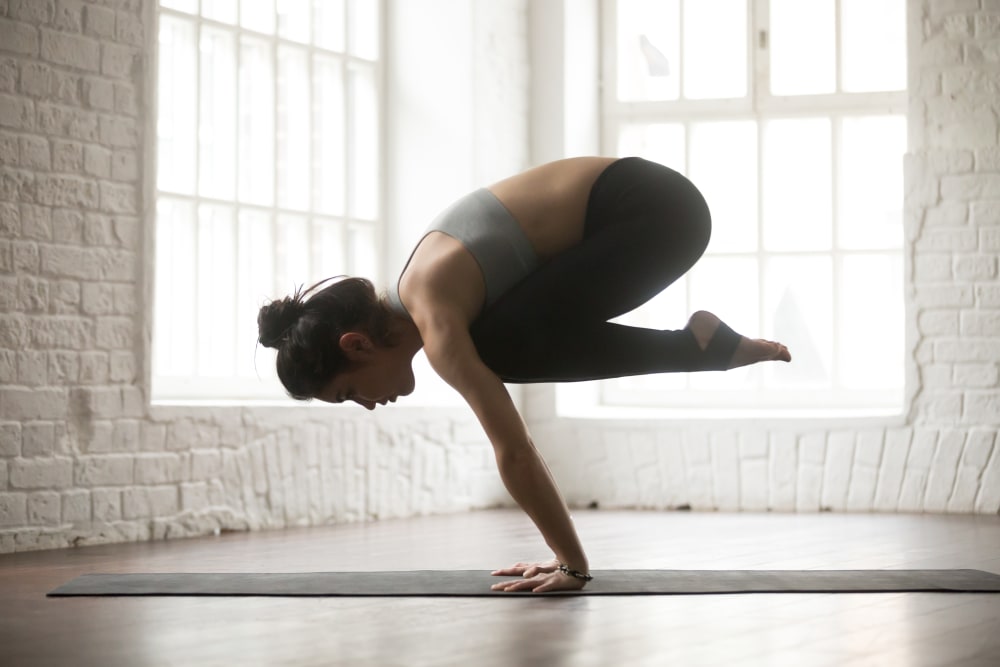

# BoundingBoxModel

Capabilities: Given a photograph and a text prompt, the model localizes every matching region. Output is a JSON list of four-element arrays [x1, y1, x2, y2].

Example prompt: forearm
[[496, 446, 589, 572]]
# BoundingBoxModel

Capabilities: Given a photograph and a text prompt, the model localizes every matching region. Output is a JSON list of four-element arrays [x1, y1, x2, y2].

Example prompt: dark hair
[[257, 276, 394, 400]]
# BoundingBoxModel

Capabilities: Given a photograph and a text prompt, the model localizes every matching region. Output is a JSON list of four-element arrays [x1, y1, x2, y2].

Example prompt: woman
[[257, 157, 791, 593]]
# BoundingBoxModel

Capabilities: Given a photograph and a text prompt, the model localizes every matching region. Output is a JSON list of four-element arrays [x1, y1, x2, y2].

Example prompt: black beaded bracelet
[[558, 564, 593, 582]]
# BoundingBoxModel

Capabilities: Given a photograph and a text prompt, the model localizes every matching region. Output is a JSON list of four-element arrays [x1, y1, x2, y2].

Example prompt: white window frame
[[151, 0, 384, 402], [599, 0, 907, 415]]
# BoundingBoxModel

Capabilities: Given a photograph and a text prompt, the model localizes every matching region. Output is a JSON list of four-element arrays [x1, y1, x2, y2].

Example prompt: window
[[600, 0, 907, 415], [153, 0, 381, 400]]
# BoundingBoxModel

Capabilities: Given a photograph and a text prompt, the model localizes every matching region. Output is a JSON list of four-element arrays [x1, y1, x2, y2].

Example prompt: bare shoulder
[[398, 234, 485, 330]]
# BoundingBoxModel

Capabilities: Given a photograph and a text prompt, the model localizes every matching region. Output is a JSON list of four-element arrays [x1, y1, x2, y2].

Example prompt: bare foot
[[687, 310, 792, 370]]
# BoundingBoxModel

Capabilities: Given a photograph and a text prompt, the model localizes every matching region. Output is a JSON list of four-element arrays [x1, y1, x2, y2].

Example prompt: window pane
[[349, 0, 379, 60], [197, 204, 236, 377], [277, 46, 311, 211], [241, 0, 274, 34], [349, 64, 379, 220], [312, 218, 346, 282], [237, 209, 275, 378], [689, 121, 757, 253], [161, 0, 196, 14], [770, 0, 835, 95], [763, 256, 833, 389], [838, 254, 904, 390], [154, 198, 196, 377], [314, 0, 346, 52], [683, 0, 746, 99], [277, 0, 310, 43], [201, 0, 236, 24], [617, 123, 685, 173], [314, 55, 346, 216], [275, 214, 310, 294], [157, 15, 196, 195], [842, 0, 906, 92], [839, 115, 906, 250], [348, 223, 377, 278], [238, 36, 274, 206], [762, 117, 832, 251], [199, 27, 236, 200], [616, 0, 680, 101], [688, 256, 758, 389]]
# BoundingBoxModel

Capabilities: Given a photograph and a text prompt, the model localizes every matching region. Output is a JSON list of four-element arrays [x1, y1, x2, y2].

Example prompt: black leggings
[[469, 157, 715, 383]]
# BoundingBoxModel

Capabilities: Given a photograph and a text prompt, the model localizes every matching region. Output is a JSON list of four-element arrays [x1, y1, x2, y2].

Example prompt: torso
[[397, 156, 617, 326]]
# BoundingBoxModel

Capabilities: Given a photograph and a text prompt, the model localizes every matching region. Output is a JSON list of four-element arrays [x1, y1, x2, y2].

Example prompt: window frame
[[151, 0, 385, 402], [598, 0, 907, 414]]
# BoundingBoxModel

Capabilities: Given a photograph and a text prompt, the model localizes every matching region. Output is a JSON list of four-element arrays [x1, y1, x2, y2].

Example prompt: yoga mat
[[48, 569, 1000, 597]]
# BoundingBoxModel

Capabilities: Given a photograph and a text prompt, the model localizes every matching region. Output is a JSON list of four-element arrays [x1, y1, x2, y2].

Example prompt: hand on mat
[[490, 559, 587, 593]]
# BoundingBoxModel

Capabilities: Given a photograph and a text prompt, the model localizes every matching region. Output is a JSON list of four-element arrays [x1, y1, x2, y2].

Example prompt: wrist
[[557, 563, 593, 582]]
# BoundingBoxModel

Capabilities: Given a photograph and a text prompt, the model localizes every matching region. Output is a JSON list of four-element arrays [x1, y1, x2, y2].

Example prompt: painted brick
[[0, 493, 27, 527], [62, 488, 89, 522], [22, 422, 54, 457], [91, 487, 120, 521], [0, 460, 6, 490], [980, 228, 1000, 251], [18, 134, 50, 169], [180, 481, 208, 512], [83, 4, 115, 39], [0, 57, 15, 92], [78, 351, 109, 384], [0, 387, 68, 420], [100, 43, 134, 79], [0, 17, 39, 56], [135, 453, 183, 484], [0, 422, 20, 457], [933, 339, 1000, 362], [960, 310, 1000, 336], [924, 430, 965, 511], [977, 284, 1000, 307], [108, 350, 134, 382], [94, 316, 131, 349], [9, 457, 72, 489], [27, 490, 60, 525], [954, 254, 997, 280], [965, 391, 1000, 423], [915, 284, 974, 308], [17, 276, 48, 312], [36, 102, 97, 141], [953, 362, 999, 387], [0, 93, 34, 130], [971, 200, 1000, 225], [83, 420, 112, 453], [112, 419, 139, 452], [821, 433, 854, 510], [92, 214, 122, 247], [40, 28, 99, 72], [75, 454, 132, 486], [123, 486, 177, 520], [51, 209, 83, 243], [139, 421, 166, 452], [918, 309, 959, 335], [711, 431, 740, 511]]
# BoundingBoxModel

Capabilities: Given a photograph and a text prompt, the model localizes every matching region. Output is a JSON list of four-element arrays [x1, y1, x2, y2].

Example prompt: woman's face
[[317, 341, 416, 410]]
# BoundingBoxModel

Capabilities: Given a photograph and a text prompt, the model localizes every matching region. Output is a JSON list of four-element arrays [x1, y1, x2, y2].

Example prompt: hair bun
[[257, 296, 305, 348]]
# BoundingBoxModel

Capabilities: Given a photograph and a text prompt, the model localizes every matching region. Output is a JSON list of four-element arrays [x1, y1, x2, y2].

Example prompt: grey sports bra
[[386, 188, 539, 320]]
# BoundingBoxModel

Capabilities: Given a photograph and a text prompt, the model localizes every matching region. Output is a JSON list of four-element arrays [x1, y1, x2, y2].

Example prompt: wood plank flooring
[[2, 509, 999, 666]]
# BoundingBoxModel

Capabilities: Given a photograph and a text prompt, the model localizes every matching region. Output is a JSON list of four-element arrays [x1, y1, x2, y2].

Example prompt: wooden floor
[[2, 510, 1000, 667]]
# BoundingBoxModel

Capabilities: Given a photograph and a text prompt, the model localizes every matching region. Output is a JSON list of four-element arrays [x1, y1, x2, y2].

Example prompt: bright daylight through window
[[153, 0, 380, 400], [602, 0, 907, 415]]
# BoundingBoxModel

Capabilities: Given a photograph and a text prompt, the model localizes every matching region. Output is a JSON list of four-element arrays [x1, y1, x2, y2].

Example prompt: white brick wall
[[0, 0, 518, 554], [529, 0, 1000, 516]]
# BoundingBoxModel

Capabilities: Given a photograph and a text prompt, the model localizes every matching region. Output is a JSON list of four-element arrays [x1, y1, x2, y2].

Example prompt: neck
[[391, 316, 424, 356]]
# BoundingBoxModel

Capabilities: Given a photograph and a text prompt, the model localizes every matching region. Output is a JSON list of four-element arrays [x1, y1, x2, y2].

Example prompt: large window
[[601, 0, 907, 414], [153, 0, 381, 400]]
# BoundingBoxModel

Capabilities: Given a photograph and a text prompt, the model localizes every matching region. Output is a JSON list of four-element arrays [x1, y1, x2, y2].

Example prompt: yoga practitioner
[[257, 157, 791, 593]]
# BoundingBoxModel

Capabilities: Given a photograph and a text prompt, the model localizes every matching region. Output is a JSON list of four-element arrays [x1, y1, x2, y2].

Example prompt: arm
[[420, 312, 589, 581]]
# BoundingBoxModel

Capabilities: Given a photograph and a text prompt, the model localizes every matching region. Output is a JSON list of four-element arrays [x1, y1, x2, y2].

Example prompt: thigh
[[471, 159, 711, 371]]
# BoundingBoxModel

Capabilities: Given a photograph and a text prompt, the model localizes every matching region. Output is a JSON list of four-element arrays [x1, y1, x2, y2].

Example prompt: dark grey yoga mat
[[48, 569, 1000, 597]]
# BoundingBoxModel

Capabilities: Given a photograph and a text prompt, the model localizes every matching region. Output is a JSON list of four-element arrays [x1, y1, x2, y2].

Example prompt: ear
[[338, 332, 374, 361]]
